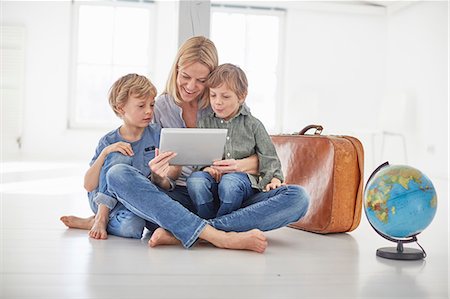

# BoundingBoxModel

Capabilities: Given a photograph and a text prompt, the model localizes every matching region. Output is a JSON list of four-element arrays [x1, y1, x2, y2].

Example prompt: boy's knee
[[219, 174, 238, 188], [189, 171, 211, 181], [218, 174, 247, 196], [187, 172, 212, 190], [105, 152, 132, 165], [106, 164, 134, 185]]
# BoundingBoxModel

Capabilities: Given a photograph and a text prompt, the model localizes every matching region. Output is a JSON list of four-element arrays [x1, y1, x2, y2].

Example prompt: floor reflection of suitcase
[[271, 125, 364, 234]]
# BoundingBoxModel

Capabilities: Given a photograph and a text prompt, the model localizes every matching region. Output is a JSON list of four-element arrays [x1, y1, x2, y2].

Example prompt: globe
[[364, 163, 437, 260]]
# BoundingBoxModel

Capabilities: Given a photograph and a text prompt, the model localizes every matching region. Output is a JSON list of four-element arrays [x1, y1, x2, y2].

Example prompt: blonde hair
[[207, 63, 248, 100], [108, 73, 157, 117], [164, 36, 218, 109]]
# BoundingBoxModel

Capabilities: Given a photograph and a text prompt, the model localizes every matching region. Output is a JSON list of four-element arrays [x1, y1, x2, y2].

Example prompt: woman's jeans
[[106, 164, 310, 248], [88, 153, 191, 239], [187, 171, 256, 219]]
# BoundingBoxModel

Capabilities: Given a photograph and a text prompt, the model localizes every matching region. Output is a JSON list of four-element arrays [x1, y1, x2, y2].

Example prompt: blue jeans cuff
[[93, 192, 118, 210], [184, 220, 208, 249]]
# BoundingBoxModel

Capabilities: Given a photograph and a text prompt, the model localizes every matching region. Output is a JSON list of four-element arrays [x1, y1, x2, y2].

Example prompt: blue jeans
[[88, 152, 158, 239], [89, 152, 131, 211], [106, 164, 310, 248], [187, 171, 256, 219]]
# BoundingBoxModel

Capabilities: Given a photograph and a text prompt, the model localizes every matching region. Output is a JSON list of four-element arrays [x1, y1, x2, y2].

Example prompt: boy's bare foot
[[88, 204, 109, 240], [60, 215, 95, 230], [201, 227, 268, 253], [89, 217, 108, 239], [149, 228, 181, 247]]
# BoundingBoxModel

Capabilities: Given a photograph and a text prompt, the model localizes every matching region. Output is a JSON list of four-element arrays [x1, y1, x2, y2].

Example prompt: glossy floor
[[1, 161, 448, 299]]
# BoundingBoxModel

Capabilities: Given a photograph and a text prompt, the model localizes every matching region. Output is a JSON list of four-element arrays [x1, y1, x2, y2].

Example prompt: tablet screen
[[159, 128, 228, 166]]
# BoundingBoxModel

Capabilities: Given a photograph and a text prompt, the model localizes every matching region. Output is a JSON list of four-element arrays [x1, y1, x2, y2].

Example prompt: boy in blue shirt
[[61, 73, 166, 239]]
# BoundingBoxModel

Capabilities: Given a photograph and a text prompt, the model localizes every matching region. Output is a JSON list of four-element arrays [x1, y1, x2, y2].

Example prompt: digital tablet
[[159, 128, 228, 166]]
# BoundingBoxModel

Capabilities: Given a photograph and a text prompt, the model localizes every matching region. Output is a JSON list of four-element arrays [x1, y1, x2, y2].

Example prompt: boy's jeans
[[88, 152, 159, 238], [88, 153, 130, 211], [106, 164, 310, 248], [187, 171, 256, 219]]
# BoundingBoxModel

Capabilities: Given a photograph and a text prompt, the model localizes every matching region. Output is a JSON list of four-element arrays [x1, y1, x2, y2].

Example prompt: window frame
[[68, 0, 156, 129], [210, 4, 286, 133]]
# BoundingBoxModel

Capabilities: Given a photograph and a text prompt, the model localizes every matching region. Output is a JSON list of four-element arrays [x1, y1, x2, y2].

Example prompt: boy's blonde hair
[[109, 73, 157, 117], [164, 36, 218, 109], [207, 63, 248, 100]]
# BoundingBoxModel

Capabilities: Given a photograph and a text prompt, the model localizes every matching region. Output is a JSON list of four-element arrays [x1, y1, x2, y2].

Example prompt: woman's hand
[[210, 159, 239, 174], [102, 142, 134, 156], [149, 149, 177, 188], [264, 178, 285, 192], [203, 166, 222, 182], [211, 154, 259, 175]]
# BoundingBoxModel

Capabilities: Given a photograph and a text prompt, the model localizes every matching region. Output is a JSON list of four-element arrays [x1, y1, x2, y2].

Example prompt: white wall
[[282, 5, 386, 133], [385, 1, 448, 179], [2, 1, 448, 180], [2, 2, 75, 160]]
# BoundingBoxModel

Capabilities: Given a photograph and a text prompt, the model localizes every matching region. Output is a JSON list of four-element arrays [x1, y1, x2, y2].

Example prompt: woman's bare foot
[[201, 227, 268, 253], [149, 228, 181, 247], [60, 215, 95, 230]]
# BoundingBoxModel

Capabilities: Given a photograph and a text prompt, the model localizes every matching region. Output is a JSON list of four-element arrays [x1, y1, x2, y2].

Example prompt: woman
[[151, 36, 260, 210]]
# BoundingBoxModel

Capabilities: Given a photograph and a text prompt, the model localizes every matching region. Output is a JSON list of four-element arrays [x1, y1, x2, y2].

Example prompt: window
[[211, 5, 285, 133], [70, 1, 155, 128]]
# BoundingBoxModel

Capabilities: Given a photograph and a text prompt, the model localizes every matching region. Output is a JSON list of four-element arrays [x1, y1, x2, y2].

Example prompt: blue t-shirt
[[90, 124, 161, 178]]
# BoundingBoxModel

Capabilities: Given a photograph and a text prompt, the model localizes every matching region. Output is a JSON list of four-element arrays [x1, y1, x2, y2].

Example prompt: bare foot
[[204, 228, 268, 253], [88, 204, 109, 240], [89, 216, 108, 240], [60, 215, 94, 230], [149, 228, 181, 247]]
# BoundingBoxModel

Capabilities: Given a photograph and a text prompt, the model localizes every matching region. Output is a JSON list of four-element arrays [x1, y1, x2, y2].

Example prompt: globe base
[[376, 247, 425, 260]]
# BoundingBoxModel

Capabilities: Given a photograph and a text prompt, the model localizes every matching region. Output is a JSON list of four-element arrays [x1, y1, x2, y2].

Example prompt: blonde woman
[[151, 36, 259, 210]]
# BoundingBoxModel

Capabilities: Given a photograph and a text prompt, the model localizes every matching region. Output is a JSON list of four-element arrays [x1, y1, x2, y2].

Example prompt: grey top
[[198, 105, 284, 190], [153, 93, 212, 186]]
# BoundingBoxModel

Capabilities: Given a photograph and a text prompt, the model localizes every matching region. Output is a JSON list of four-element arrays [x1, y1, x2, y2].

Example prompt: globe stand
[[376, 240, 426, 260], [368, 220, 427, 260], [370, 223, 427, 260]]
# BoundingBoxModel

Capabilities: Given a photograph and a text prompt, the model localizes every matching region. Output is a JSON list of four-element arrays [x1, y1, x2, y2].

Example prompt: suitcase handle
[[298, 125, 323, 135]]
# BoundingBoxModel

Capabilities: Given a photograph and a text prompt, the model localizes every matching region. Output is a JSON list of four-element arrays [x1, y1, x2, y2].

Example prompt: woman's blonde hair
[[109, 73, 157, 117], [164, 36, 218, 109], [207, 63, 248, 101]]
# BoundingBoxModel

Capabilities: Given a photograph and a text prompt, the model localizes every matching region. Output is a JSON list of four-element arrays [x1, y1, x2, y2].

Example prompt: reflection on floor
[[1, 161, 448, 299]]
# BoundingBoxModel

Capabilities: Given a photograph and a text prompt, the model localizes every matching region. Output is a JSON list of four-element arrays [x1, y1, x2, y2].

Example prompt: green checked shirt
[[198, 105, 284, 190]]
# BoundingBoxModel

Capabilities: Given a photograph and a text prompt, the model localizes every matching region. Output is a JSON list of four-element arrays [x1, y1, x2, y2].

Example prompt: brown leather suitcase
[[271, 125, 364, 233]]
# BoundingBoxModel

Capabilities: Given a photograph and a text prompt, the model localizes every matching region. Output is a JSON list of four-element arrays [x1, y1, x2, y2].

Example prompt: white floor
[[0, 161, 448, 299]]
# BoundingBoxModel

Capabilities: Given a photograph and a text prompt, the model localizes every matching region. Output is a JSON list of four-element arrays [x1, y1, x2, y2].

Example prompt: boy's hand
[[204, 166, 222, 182], [264, 178, 285, 192], [149, 148, 177, 180], [103, 142, 134, 156]]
